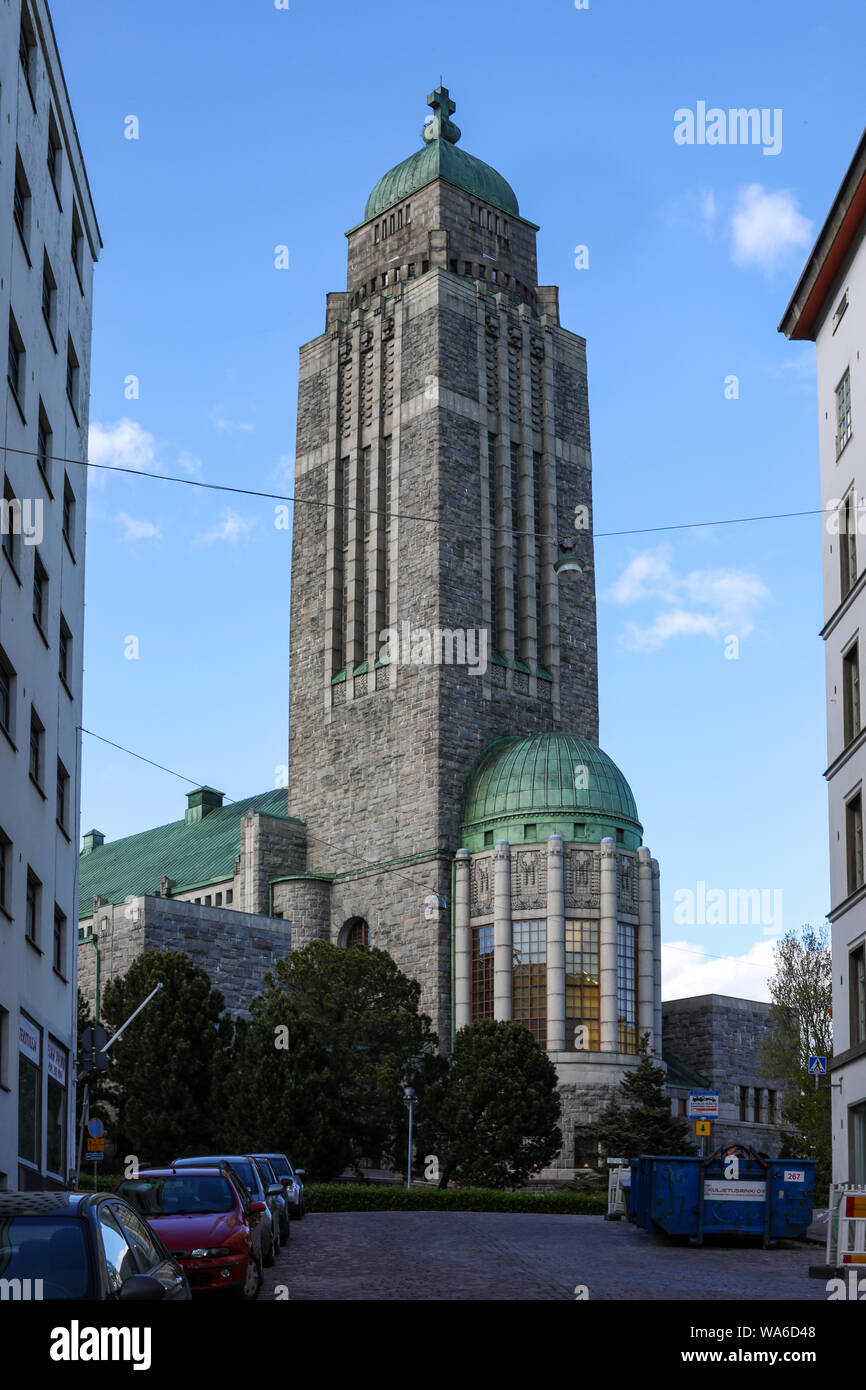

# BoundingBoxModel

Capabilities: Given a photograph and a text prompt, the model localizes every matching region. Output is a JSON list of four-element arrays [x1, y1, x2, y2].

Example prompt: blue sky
[[52, 0, 866, 998]]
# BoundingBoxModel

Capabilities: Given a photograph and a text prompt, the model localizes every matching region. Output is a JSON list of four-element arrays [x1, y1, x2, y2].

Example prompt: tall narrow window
[[381, 436, 392, 635], [42, 253, 57, 338], [513, 919, 547, 1047], [844, 642, 861, 746], [8, 313, 25, 405], [510, 442, 521, 658], [565, 919, 599, 1050], [33, 556, 47, 632], [0, 649, 14, 737], [66, 337, 80, 416], [847, 792, 864, 896], [56, 760, 69, 831], [837, 369, 853, 457], [29, 707, 44, 786], [37, 403, 52, 491], [739, 1086, 748, 1122], [2, 477, 21, 573], [62, 476, 75, 554], [14, 155, 31, 249], [532, 451, 543, 657], [471, 923, 495, 1021], [841, 491, 858, 599], [339, 455, 349, 672], [358, 446, 370, 664], [71, 205, 84, 286], [851, 944, 866, 1047], [0, 828, 10, 913], [616, 922, 637, 1052], [487, 434, 499, 655], [25, 869, 41, 945], [53, 907, 66, 974], [47, 115, 62, 194], [59, 616, 72, 688]]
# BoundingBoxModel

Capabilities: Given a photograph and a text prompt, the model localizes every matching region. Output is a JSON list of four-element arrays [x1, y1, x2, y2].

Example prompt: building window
[[53, 908, 66, 974], [616, 922, 637, 1052], [14, 155, 31, 249], [389, 214, 395, 234], [37, 403, 53, 491], [471, 923, 494, 1021], [851, 944, 866, 1047], [204, 896, 212, 907], [47, 116, 62, 194], [565, 919, 599, 1050], [2, 477, 21, 574], [42, 254, 57, 339], [46, 1039, 68, 1175], [343, 918, 369, 948], [840, 491, 858, 599], [215, 893, 222, 906], [7, 313, 25, 407], [66, 337, 80, 416], [226, 889, 233, 904], [19, 10, 35, 85], [766, 1089, 777, 1124], [71, 206, 84, 285], [833, 290, 849, 334], [513, 918, 547, 1049], [56, 761, 69, 831], [59, 616, 71, 688], [18, 1022, 41, 1168], [739, 1086, 748, 1122], [837, 368, 853, 457], [405, 204, 410, 223], [381, 220, 387, 240], [33, 556, 48, 633], [374, 224, 379, 243], [0, 829, 10, 914], [676, 1098, 687, 1117], [62, 476, 75, 554], [0, 649, 14, 738], [847, 792, 864, 896], [25, 869, 41, 945], [843, 642, 861, 745], [29, 708, 44, 787]]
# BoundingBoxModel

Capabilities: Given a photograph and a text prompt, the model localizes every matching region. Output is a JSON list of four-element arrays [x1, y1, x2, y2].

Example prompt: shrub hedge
[[304, 1184, 606, 1215]]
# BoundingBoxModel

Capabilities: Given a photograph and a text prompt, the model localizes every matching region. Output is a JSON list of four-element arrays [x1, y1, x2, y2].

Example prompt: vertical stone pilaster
[[638, 846, 654, 1050], [651, 858, 662, 1057], [454, 848, 471, 1030], [494, 840, 513, 1021], [600, 837, 617, 1051], [546, 835, 565, 1052], [759, 1087, 769, 1124]]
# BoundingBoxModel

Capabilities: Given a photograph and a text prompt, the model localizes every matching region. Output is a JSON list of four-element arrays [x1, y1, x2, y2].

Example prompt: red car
[[115, 1166, 265, 1298]]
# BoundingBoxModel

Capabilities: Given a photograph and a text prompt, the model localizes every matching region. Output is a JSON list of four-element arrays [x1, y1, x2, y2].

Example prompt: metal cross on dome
[[423, 85, 461, 145]]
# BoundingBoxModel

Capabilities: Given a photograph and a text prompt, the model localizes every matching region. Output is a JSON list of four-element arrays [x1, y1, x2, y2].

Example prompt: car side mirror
[[248, 1200, 266, 1214], [267, 1184, 282, 1197], [119, 1274, 165, 1302]]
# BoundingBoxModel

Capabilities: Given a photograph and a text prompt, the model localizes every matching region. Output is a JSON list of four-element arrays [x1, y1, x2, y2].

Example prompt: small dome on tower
[[460, 733, 643, 851], [364, 85, 520, 223]]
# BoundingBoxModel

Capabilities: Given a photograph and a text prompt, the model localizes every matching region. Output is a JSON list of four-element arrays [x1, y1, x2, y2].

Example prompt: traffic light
[[80, 1025, 108, 1075]]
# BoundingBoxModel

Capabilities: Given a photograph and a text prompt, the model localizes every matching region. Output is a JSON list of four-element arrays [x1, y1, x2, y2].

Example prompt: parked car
[[253, 1155, 290, 1243], [116, 1165, 264, 1298], [0, 1190, 191, 1301], [170, 1155, 282, 1264], [254, 1152, 306, 1220]]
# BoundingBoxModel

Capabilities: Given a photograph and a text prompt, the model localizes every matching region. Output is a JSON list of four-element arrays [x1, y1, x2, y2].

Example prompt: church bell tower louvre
[[279, 87, 662, 1163]]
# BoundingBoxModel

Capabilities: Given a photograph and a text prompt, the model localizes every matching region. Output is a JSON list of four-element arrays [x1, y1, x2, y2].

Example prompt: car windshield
[[0, 1217, 92, 1299], [228, 1161, 256, 1192], [117, 1175, 235, 1216], [265, 1156, 292, 1179]]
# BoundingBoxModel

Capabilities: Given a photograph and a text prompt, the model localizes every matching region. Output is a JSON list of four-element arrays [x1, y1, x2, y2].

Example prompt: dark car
[[253, 1156, 290, 1245], [254, 1153, 306, 1221], [170, 1155, 284, 1265], [0, 1190, 190, 1301], [116, 1166, 264, 1298]]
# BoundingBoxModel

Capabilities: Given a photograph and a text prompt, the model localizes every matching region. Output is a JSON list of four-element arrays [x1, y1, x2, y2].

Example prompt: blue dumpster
[[629, 1147, 815, 1246]]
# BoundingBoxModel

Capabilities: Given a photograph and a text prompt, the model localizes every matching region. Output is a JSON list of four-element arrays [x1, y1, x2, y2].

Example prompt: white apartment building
[[780, 129, 866, 1185], [0, 0, 100, 1190]]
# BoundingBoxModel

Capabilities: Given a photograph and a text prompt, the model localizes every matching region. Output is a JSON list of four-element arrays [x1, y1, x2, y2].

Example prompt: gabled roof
[[79, 790, 301, 918]]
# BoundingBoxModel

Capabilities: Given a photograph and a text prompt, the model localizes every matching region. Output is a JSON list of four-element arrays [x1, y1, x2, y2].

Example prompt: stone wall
[[78, 896, 292, 1020]]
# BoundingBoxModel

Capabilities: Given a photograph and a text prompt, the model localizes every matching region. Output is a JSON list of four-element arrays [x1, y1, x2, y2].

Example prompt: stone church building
[[81, 87, 667, 1166]]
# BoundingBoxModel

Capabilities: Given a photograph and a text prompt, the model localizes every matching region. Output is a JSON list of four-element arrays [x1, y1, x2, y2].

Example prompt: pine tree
[[576, 1034, 694, 1161]]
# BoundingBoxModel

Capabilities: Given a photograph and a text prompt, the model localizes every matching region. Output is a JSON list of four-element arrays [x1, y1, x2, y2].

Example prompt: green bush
[[304, 1183, 606, 1215], [75, 1174, 122, 1192]]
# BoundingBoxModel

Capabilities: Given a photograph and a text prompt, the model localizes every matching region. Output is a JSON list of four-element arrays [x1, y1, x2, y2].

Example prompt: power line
[[1, 440, 828, 545]]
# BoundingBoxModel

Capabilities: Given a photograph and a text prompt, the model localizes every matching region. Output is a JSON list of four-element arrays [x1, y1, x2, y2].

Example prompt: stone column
[[746, 1086, 756, 1124], [494, 840, 513, 1021], [651, 858, 662, 1058], [546, 835, 565, 1052], [759, 1088, 768, 1125], [638, 847, 654, 1051], [600, 838, 617, 1051], [454, 850, 472, 1031]]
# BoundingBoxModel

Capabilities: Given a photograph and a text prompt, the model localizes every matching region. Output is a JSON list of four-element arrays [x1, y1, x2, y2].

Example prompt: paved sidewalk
[[262, 1212, 826, 1301]]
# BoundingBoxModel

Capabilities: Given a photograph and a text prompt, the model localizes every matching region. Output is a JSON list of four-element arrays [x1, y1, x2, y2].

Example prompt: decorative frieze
[[564, 848, 599, 909], [510, 848, 547, 911]]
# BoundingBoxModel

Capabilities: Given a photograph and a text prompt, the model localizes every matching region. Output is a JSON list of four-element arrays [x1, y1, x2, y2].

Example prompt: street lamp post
[[404, 1087, 417, 1189]]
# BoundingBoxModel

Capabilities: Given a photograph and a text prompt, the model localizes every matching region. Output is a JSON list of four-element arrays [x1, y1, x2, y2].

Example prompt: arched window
[[343, 917, 369, 949]]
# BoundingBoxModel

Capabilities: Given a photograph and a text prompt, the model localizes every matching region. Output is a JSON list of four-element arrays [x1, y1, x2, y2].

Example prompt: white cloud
[[196, 508, 256, 545], [667, 187, 718, 236], [178, 451, 202, 477], [115, 512, 161, 543], [211, 405, 254, 434], [662, 937, 776, 1002], [730, 184, 813, 274], [88, 419, 159, 487], [607, 546, 772, 652]]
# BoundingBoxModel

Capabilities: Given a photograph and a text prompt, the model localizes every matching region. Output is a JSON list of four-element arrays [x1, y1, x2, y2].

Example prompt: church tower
[[283, 90, 660, 1160]]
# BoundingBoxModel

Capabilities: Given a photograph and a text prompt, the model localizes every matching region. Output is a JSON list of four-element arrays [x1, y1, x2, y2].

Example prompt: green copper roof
[[364, 86, 520, 223], [459, 733, 643, 852], [78, 789, 302, 918]]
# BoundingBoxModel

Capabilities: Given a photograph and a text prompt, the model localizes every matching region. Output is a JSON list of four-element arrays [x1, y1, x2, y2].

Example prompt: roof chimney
[[185, 787, 225, 825], [82, 829, 105, 854]]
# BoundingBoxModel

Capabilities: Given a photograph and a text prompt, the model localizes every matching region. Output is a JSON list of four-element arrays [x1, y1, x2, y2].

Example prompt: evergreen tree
[[418, 1020, 562, 1189], [576, 1034, 694, 1161]]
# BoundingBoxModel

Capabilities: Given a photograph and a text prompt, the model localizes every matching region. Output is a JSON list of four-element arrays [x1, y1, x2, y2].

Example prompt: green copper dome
[[364, 86, 520, 223], [459, 734, 643, 852]]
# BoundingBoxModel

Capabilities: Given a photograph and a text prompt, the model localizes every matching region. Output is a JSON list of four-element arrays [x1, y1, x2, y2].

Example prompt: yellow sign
[[86, 1137, 105, 1154], [695, 1120, 712, 1136]]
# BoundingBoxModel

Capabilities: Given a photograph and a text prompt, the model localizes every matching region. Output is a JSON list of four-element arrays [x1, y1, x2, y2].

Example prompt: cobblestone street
[[262, 1213, 826, 1301]]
